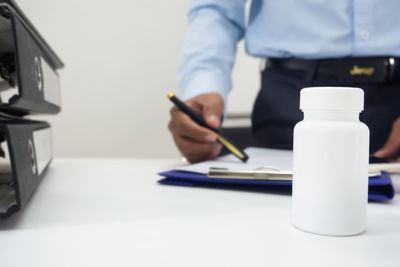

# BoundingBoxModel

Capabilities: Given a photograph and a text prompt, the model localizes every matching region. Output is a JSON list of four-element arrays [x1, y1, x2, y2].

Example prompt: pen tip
[[167, 92, 174, 99]]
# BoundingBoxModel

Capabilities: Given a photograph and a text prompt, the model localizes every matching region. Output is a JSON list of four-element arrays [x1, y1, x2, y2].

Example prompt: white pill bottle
[[292, 87, 369, 236]]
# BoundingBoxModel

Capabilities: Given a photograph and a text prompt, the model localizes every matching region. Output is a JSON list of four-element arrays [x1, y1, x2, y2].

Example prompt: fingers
[[169, 120, 222, 162], [184, 93, 224, 129], [374, 117, 400, 159], [170, 106, 217, 142], [201, 93, 224, 129]]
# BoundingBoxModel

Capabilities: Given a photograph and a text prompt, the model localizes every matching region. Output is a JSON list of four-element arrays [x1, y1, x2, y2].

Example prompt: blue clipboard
[[158, 170, 395, 201]]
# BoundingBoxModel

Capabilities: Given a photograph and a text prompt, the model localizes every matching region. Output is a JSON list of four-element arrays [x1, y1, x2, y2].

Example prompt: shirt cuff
[[178, 71, 230, 105]]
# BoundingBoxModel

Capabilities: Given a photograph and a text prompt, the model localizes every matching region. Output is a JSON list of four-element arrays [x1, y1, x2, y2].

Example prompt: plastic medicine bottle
[[292, 87, 369, 236]]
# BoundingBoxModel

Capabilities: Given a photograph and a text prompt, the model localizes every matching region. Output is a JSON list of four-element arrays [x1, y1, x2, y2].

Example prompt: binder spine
[[11, 14, 61, 114], [0, 121, 52, 218], [0, 2, 62, 115]]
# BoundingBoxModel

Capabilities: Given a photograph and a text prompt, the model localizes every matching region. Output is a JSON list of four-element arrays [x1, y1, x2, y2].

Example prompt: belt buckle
[[338, 58, 388, 84]]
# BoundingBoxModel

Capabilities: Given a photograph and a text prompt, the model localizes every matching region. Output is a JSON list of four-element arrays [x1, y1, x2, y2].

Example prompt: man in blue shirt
[[168, 0, 400, 163]]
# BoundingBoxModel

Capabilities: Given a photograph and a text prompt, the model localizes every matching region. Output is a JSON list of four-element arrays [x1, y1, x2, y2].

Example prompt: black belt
[[268, 57, 400, 84]]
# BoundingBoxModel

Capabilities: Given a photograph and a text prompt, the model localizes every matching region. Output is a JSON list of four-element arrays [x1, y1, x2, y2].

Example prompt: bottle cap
[[300, 87, 364, 111]]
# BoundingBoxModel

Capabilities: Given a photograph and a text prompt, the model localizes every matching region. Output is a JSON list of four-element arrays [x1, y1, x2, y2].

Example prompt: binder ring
[[34, 57, 43, 92], [28, 139, 37, 174]]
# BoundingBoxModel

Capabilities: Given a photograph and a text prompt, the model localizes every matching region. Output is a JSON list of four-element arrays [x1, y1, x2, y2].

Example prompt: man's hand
[[374, 116, 400, 162], [168, 92, 224, 163]]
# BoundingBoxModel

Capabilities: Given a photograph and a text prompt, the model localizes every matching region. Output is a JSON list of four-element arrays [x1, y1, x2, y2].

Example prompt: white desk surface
[[0, 158, 399, 267]]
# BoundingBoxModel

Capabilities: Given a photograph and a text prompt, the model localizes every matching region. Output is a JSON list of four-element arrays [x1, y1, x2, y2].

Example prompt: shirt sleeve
[[177, 0, 246, 104]]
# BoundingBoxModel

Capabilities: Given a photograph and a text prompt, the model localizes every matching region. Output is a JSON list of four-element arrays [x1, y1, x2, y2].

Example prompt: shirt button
[[361, 30, 369, 40]]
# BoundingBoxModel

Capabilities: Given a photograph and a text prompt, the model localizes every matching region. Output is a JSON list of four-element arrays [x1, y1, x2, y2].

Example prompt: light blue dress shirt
[[178, 0, 400, 103]]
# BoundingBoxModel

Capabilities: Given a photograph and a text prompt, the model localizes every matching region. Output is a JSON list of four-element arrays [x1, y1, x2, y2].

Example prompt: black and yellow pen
[[167, 93, 249, 162]]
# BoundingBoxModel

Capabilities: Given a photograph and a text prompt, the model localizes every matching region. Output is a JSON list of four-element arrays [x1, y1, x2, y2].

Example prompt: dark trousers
[[251, 64, 400, 153]]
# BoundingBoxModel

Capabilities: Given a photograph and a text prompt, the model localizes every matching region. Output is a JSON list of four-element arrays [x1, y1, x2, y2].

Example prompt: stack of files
[[158, 147, 396, 202], [0, 0, 64, 218]]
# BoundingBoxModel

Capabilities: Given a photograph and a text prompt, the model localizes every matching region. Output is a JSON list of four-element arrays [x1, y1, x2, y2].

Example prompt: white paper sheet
[[175, 147, 293, 174]]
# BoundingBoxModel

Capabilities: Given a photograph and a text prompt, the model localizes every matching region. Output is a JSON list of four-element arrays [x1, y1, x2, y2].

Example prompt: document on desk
[[158, 147, 396, 201], [175, 147, 292, 174]]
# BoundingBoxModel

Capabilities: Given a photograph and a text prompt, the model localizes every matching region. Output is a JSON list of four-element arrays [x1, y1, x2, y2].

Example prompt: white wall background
[[17, 0, 260, 158]]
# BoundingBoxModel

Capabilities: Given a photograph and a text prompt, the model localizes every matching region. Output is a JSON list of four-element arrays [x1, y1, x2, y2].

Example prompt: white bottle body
[[292, 110, 369, 236]]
